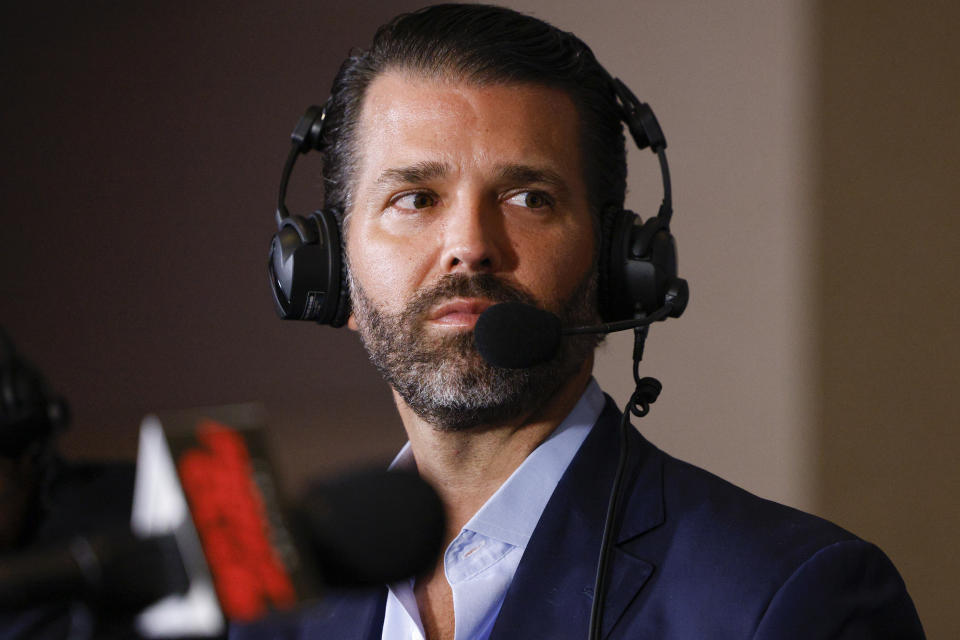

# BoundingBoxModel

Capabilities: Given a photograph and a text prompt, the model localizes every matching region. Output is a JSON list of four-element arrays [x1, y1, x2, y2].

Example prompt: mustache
[[404, 274, 538, 320]]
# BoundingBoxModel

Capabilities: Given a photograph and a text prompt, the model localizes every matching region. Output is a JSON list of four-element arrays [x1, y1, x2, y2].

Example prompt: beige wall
[[816, 3, 960, 636], [509, 0, 818, 510]]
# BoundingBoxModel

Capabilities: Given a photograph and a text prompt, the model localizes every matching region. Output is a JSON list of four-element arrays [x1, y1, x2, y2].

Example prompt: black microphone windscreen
[[474, 302, 562, 369], [294, 469, 445, 588]]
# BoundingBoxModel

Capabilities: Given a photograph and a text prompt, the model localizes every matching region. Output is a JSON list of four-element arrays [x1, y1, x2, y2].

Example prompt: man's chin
[[404, 391, 532, 433], [350, 270, 600, 431], [386, 354, 532, 431]]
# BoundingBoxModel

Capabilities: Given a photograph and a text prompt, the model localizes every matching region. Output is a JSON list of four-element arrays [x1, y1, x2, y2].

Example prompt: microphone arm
[[561, 303, 675, 336]]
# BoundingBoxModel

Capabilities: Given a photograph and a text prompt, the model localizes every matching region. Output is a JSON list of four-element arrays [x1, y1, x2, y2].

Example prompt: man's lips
[[427, 298, 495, 327]]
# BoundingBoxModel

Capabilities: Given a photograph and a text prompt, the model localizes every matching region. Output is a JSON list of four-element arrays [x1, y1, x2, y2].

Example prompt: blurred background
[[2, 1, 957, 635]]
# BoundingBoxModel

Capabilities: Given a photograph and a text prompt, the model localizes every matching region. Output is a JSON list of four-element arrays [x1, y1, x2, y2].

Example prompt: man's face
[[345, 71, 598, 429]]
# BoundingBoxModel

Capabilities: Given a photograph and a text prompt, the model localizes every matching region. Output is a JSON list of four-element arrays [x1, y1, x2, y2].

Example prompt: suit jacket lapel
[[490, 397, 665, 639]]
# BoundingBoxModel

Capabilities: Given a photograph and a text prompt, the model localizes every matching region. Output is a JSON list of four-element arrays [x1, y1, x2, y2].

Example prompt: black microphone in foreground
[[0, 469, 444, 625], [292, 469, 445, 589], [474, 301, 676, 369]]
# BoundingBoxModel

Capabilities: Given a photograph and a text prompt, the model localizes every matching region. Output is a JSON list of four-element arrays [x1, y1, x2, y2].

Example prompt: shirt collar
[[389, 378, 605, 549]]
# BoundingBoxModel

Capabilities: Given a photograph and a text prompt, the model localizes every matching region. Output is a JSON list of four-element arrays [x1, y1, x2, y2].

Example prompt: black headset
[[0, 328, 69, 458], [268, 78, 688, 328]]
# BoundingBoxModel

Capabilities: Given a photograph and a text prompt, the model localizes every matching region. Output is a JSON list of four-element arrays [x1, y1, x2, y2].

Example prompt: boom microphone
[[473, 301, 676, 369], [473, 302, 562, 369]]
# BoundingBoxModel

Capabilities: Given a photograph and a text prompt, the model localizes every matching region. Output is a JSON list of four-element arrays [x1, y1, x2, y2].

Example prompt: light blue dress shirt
[[382, 379, 605, 640]]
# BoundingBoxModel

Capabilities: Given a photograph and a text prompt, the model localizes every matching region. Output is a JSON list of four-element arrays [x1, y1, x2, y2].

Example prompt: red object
[[178, 420, 296, 621]]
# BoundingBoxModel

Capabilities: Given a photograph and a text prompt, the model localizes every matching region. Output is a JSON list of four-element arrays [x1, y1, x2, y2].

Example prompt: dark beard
[[349, 271, 600, 431]]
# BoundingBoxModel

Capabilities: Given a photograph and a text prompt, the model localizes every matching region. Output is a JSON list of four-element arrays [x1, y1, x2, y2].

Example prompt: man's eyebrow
[[376, 161, 449, 186], [373, 161, 570, 194], [495, 164, 568, 191]]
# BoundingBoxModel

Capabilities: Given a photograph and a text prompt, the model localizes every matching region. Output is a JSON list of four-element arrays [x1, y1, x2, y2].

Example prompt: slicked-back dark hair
[[320, 3, 627, 232]]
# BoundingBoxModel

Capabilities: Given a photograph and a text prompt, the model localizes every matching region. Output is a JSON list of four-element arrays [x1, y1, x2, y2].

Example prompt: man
[[243, 4, 924, 639]]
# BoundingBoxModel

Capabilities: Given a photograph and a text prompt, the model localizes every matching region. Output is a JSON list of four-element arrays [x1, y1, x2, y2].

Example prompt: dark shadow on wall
[[0, 1, 425, 492], [814, 2, 960, 636]]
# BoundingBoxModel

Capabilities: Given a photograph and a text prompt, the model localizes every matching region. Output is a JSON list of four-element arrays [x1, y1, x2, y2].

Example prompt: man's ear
[[347, 314, 359, 331]]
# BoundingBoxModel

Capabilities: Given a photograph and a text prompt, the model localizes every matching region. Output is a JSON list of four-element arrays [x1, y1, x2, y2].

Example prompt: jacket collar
[[490, 396, 665, 639]]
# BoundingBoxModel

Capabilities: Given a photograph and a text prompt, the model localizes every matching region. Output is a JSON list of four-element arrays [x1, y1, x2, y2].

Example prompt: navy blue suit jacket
[[234, 398, 924, 639]]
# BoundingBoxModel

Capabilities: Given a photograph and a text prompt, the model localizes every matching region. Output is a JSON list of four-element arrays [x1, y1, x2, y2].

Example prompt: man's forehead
[[362, 69, 577, 116], [354, 70, 584, 180]]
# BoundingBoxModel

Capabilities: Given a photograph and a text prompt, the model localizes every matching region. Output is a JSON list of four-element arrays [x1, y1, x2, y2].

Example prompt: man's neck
[[393, 357, 594, 541]]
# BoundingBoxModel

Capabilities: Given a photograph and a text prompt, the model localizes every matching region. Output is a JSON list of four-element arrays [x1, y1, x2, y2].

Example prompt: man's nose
[[440, 201, 504, 274]]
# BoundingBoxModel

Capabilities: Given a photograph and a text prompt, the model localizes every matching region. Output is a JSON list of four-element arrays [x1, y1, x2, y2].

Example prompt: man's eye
[[392, 192, 436, 210], [505, 191, 551, 209]]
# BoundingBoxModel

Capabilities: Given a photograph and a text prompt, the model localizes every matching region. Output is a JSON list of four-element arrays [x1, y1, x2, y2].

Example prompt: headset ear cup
[[641, 220, 688, 318], [268, 211, 348, 325], [269, 215, 319, 320], [633, 217, 676, 315], [600, 209, 687, 321], [599, 208, 638, 322], [313, 209, 351, 328]]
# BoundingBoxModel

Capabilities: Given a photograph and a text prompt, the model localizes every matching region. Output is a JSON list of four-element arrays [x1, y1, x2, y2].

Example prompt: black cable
[[588, 326, 661, 639], [587, 400, 632, 639]]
